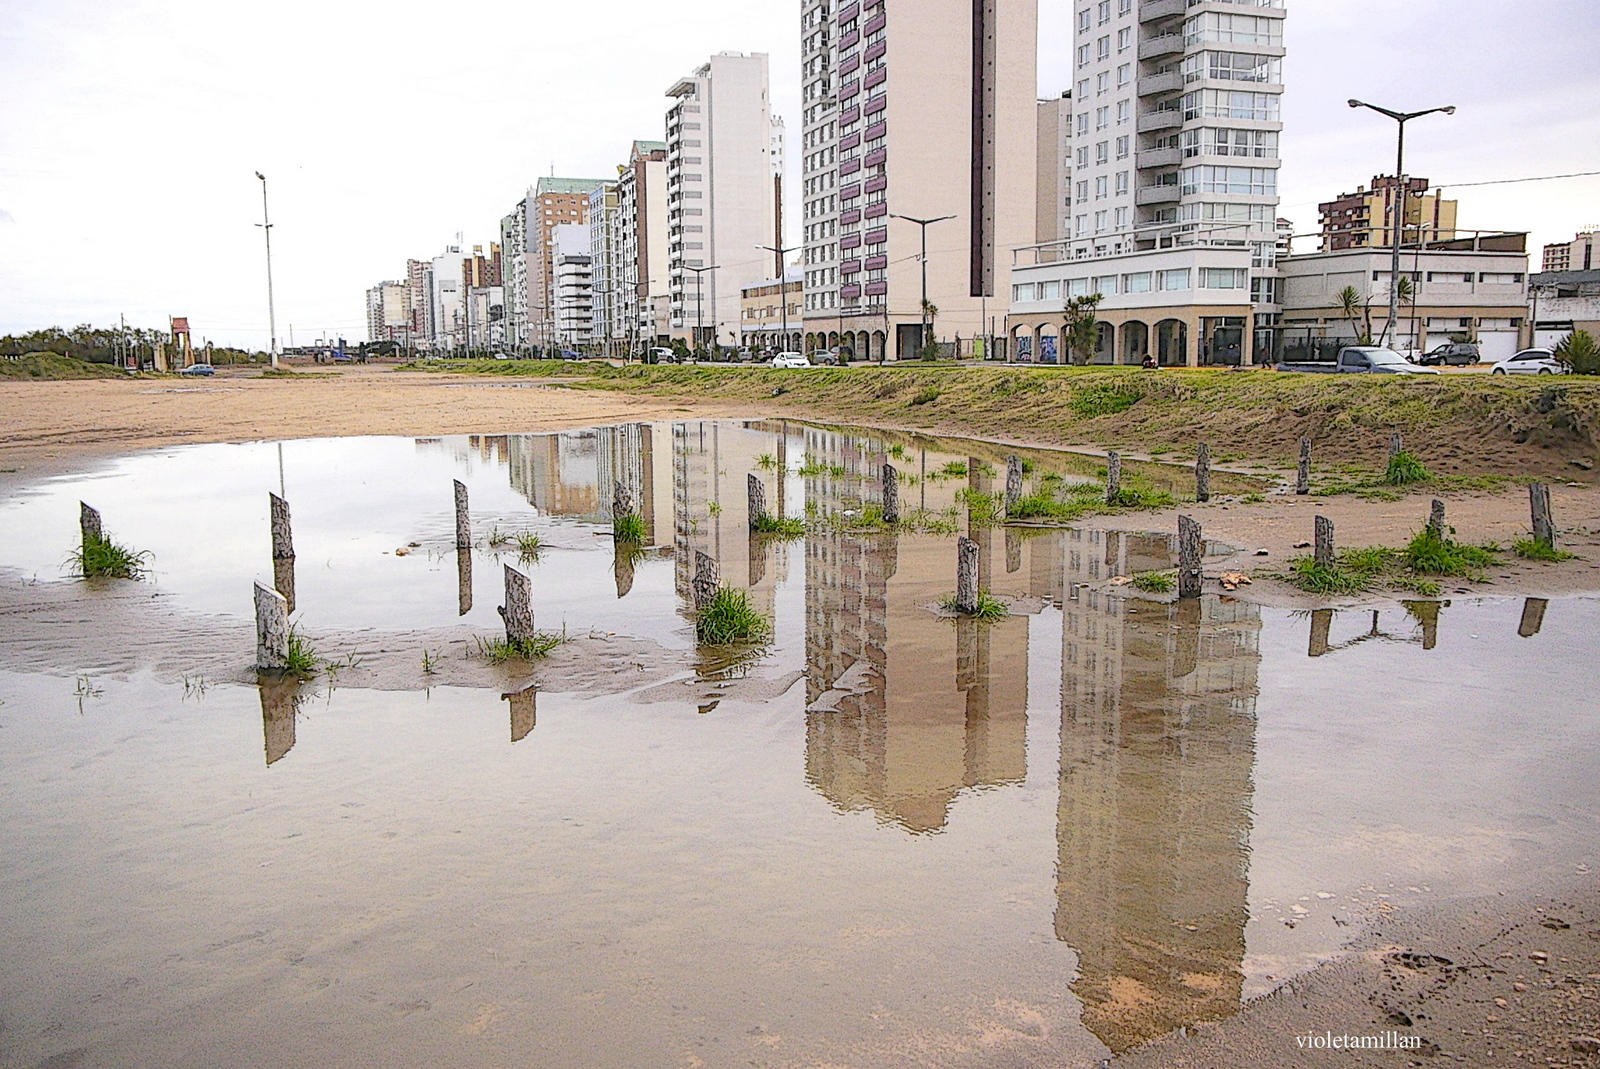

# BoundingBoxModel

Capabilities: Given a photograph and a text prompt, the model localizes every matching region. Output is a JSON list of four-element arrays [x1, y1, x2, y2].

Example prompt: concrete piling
[[881, 462, 900, 524], [1177, 515, 1203, 598], [1004, 455, 1023, 514], [954, 536, 979, 614], [269, 493, 294, 560], [1314, 515, 1335, 570], [1530, 481, 1556, 547], [1428, 498, 1446, 535], [454, 479, 471, 550], [1296, 438, 1311, 495], [1195, 442, 1211, 503], [79, 502, 102, 552], [1105, 451, 1122, 505], [747, 473, 768, 530]]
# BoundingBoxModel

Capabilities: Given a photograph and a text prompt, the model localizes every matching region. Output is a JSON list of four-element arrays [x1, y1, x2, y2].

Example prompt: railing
[[1138, 33, 1185, 58]]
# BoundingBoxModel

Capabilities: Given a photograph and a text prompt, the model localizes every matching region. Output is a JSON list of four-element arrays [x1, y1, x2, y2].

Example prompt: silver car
[[1490, 348, 1565, 375]]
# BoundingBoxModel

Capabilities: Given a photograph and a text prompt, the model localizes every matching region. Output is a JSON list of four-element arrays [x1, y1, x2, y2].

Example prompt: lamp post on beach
[[254, 172, 279, 369], [891, 213, 955, 357]]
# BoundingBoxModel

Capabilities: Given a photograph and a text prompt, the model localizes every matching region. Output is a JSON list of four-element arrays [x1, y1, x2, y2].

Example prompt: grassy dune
[[412, 360, 1600, 478], [0, 352, 127, 380]]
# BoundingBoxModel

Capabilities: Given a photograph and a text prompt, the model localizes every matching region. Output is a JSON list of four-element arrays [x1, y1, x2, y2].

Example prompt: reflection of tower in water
[[803, 429, 1031, 833], [1055, 529, 1261, 1054]]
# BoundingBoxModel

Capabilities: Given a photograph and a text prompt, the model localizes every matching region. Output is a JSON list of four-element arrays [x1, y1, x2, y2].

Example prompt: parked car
[[809, 349, 841, 366], [1415, 342, 1481, 366], [1490, 347, 1566, 375], [642, 347, 676, 364], [1277, 346, 1439, 374], [771, 352, 811, 369], [178, 363, 215, 376]]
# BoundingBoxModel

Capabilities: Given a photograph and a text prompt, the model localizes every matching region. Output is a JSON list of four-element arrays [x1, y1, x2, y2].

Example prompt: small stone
[[395, 547, 409, 556], [1570, 457, 1594, 471], [1495, 997, 1508, 1007], [1293, 540, 1311, 549], [1571, 1037, 1600, 1054], [1513, 982, 1527, 992], [1255, 548, 1270, 556], [1531, 951, 1549, 963]]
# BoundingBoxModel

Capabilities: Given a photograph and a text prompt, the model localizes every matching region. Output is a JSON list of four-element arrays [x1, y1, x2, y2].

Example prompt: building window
[[1097, 35, 1111, 60], [1040, 280, 1062, 299], [1180, 165, 1277, 196], [1096, 141, 1109, 164], [1115, 135, 1130, 159], [1183, 12, 1283, 46], [1118, 0, 1131, 13], [1013, 283, 1035, 301], [1097, 0, 1111, 23], [1179, 201, 1272, 224], [1116, 100, 1130, 125], [1182, 50, 1282, 84], [1076, 146, 1090, 168], [1077, 78, 1090, 99], [1077, 8, 1092, 32], [1158, 268, 1191, 291], [1116, 26, 1131, 51], [1076, 180, 1089, 201], [1114, 170, 1128, 194], [1077, 112, 1090, 136], [1076, 43, 1091, 67], [1075, 215, 1088, 236], [1124, 271, 1152, 293], [1181, 127, 1279, 158], [1094, 176, 1108, 199], [1096, 71, 1110, 95], [1116, 63, 1131, 87], [1113, 207, 1129, 229], [1251, 276, 1282, 303], [1480, 272, 1524, 284], [1093, 210, 1108, 233], [1199, 267, 1247, 289], [1182, 89, 1280, 122], [1095, 106, 1109, 130], [1092, 275, 1117, 295]]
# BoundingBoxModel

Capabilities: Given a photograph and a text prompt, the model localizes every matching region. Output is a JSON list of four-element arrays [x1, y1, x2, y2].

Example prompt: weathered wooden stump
[[1389, 431, 1404, 458], [254, 581, 289, 670], [692, 551, 721, 610], [259, 676, 299, 766], [269, 493, 294, 560], [1195, 442, 1211, 503], [881, 462, 900, 524], [954, 536, 979, 614], [1177, 515, 1203, 599], [1296, 438, 1311, 495], [1005, 527, 1022, 574], [1518, 597, 1548, 638], [505, 684, 537, 742], [1529, 481, 1556, 547], [79, 502, 102, 552], [1314, 515, 1335, 570], [499, 564, 534, 646], [453, 479, 471, 549], [456, 548, 473, 615], [1308, 608, 1333, 657], [1004, 455, 1023, 514], [1105, 451, 1122, 505], [612, 481, 633, 522], [747, 473, 768, 530], [1428, 498, 1446, 535], [272, 557, 297, 615]]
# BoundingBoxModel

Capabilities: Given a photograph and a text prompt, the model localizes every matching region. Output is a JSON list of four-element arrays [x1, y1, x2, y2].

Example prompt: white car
[[1490, 348, 1565, 375], [771, 352, 810, 369]]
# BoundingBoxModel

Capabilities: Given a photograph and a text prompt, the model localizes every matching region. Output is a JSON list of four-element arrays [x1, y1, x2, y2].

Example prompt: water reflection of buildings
[[1055, 530, 1261, 1054], [801, 427, 1034, 833]]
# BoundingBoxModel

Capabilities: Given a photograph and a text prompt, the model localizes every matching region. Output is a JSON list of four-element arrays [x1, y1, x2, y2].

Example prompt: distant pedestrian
[[1141, 353, 1157, 369]]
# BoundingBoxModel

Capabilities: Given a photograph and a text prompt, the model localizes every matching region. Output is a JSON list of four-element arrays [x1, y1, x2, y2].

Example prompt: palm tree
[[920, 299, 940, 359], [1554, 329, 1600, 375], [1337, 285, 1373, 346], [1063, 294, 1103, 365]]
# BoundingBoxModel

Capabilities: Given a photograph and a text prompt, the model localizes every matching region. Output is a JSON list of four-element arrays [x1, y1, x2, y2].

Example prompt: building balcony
[[864, 202, 888, 218], [864, 95, 886, 116], [1136, 146, 1182, 168], [841, 208, 862, 224], [863, 68, 886, 89], [865, 120, 886, 140], [864, 40, 886, 62], [840, 158, 861, 176], [840, 79, 860, 100], [864, 13, 886, 33], [841, 259, 862, 275], [840, 233, 862, 249], [840, 54, 860, 75], [1136, 109, 1182, 132], [864, 148, 886, 167], [863, 254, 888, 270], [841, 283, 863, 298], [839, 2, 860, 23], [1137, 70, 1183, 96], [863, 174, 886, 192], [865, 227, 888, 244], [841, 105, 860, 124], [864, 280, 888, 295], [840, 183, 861, 201], [1135, 184, 1181, 205], [840, 131, 861, 149], [1138, 33, 1185, 58], [1139, 0, 1187, 21]]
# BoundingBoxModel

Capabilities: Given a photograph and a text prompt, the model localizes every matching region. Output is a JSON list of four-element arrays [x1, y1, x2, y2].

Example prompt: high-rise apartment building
[[1318, 175, 1458, 251], [798, 0, 1038, 360], [529, 178, 606, 347], [616, 140, 671, 346], [1036, 91, 1074, 246], [1543, 229, 1598, 272], [365, 281, 409, 343], [500, 205, 529, 350], [1008, 0, 1285, 366], [552, 223, 593, 347], [589, 184, 622, 353], [405, 259, 432, 342], [430, 238, 468, 350], [665, 52, 780, 348]]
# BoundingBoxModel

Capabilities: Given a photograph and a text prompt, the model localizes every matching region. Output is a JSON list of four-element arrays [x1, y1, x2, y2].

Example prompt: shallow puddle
[[0, 421, 1595, 1068]]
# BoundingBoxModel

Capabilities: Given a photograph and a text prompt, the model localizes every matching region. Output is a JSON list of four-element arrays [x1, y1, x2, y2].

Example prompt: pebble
[[1513, 982, 1527, 991], [1572, 1037, 1600, 1054], [1531, 951, 1550, 963]]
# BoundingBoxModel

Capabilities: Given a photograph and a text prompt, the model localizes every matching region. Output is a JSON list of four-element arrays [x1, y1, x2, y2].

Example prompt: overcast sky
[[1, 0, 1596, 347]]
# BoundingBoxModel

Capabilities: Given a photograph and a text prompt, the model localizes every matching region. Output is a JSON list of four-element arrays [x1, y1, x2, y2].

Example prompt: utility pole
[[254, 172, 279, 368], [1347, 101, 1455, 349], [891, 213, 954, 358], [685, 264, 720, 358], [758, 243, 798, 355]]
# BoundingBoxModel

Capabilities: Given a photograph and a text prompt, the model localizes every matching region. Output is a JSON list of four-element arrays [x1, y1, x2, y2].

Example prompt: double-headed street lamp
[[890, 213, 954, 358], [254, 171, 279, 368], [684, 263, 720, 356], [758, 243, 799, 354], [1347, 100, 1456, 349]]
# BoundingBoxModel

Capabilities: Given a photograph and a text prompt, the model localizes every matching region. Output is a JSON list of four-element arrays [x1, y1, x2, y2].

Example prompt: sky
[[0, 0, 1596, 348]]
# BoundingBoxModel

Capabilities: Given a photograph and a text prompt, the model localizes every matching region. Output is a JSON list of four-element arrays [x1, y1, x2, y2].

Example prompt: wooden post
[[1314, 515, 1335, 569], [954, 536, 979, 614], [273, 557, 297, 615], [612, 481, 633, 522], [692, 550, 720, 610], [747, 473, 768, 530], [1105, 451, 1122, 505], [453, 479, 471, 549], [1389, 431, 1404, 458], [1195, 442, 1211, 503], [499, 565, 534, 646], [1296, 438, 1311, 495], [1177, 515, 1202, 598], [1308, 608, 1333, 657], [456, 548, 473, 615], [1529, 481, 1556, 547], [1005, 527, 1022, 574], [269, 493, 294, 560], [1518, 597, 1548, 638], [881, 462, 900, 524], [254, 581, 289, 670], [505, 684, 537, 742], [79, 502, 102, 553], [1004, 455, 1023, 513], [1428, 498, 1445, 535]]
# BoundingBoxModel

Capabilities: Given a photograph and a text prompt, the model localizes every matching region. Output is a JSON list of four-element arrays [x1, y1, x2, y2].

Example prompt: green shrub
[[1070, 382, 1143, 417], [752, 513, 806, 537], [957, 487, 1003, 525], [1554, 329, 1600, 375], [1513, 538, 1576, 562], [1384, 450, 1430, 486], [696, 588, 772, 645], [1131, 570, 1175, 593], [1008, 491, 1094, 522], [909, 386, 940, 405], [613, 512, 647, 543], [1402, 526, 1497, 576], [70, 532, 151, 579], [940, 590, 1008, 620]]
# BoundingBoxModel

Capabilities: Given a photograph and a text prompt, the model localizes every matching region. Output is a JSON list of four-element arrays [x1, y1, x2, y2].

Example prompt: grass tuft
[[1384, 450, 1431, 486], [957, 487, 1003, 526], [1070, 382, 1142, 417], [940, 590, 1009, 620], [284, 625, 321, 678], [752, 513, 807, 538], [695, 588, 772, 645], [613, 512, 647, 543], [1513, 538, 1576, 562], [476, 629, 565, 662], [514, 531, 544, 558], [70, 532, 151, 579], [1131, 570, 1175, 594], [909, 386, 940, 405], [1402, 525, 1497, 577]]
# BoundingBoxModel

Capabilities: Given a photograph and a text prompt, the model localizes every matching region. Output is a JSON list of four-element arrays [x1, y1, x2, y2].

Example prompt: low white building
[[552, 223, 593, 349], [1277, 233, 1529, 362], [1530, 269, 1600, 348]]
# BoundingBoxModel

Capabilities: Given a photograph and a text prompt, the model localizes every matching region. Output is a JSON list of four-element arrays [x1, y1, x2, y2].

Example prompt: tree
[[1555, 329, 1600, 375], [919, 299, 941, 359], [1063, 294, 1102, 365], [1337, 285, 1373, 346]]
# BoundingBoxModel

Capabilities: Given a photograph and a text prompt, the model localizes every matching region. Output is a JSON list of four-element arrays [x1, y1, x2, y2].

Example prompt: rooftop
[[535, 177, 607, 196]]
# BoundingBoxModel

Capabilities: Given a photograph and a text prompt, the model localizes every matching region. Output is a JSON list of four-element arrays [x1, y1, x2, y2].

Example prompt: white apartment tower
[[616, 140, 671, 345], [799, 0, 1039, 360], [664, 53, 780, 348], [1008, 0, 1285, 366]]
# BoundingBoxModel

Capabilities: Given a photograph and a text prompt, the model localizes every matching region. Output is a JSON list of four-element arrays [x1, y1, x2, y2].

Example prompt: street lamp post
[[254, 172, 279, 368], [1347, 100, 1455, 349], [685, 264, 720, 359], [890, 213, 954, 358], [758, 243, 798, 356]]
